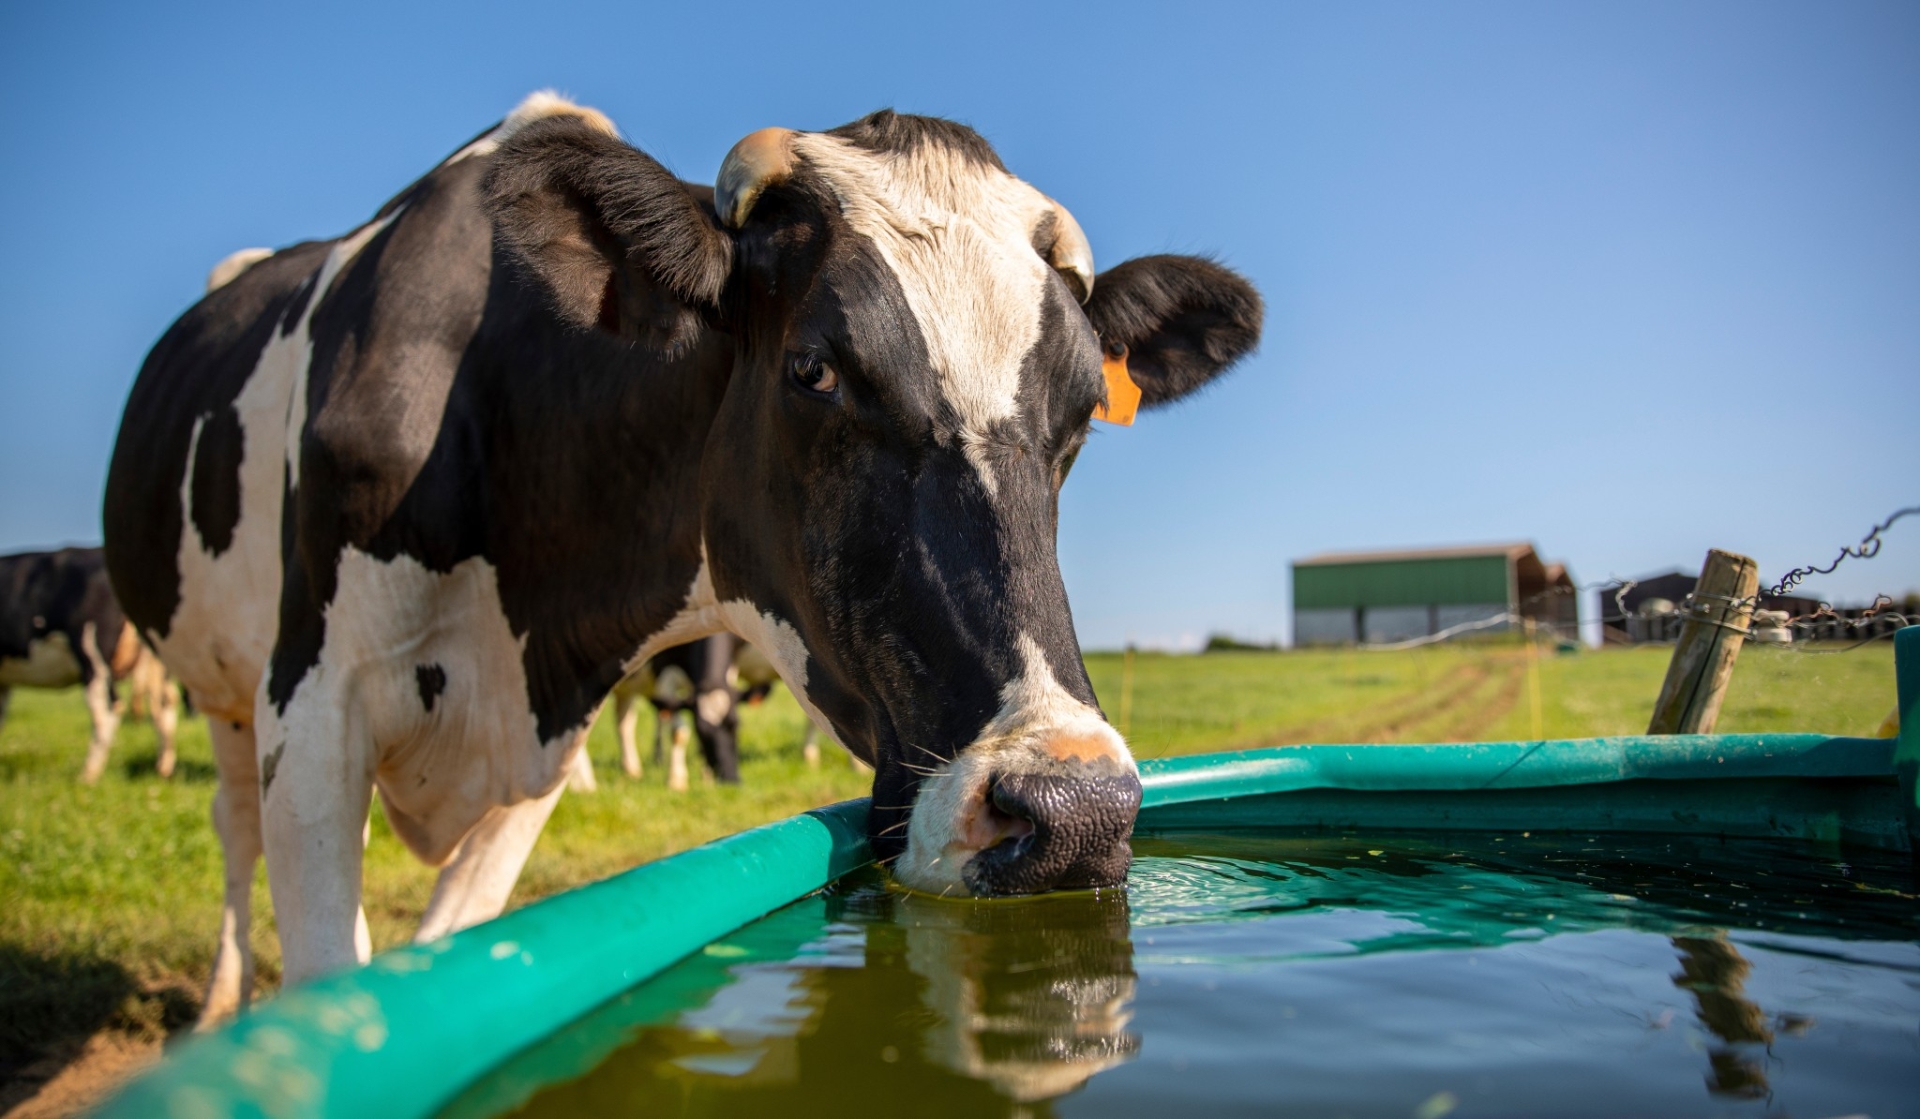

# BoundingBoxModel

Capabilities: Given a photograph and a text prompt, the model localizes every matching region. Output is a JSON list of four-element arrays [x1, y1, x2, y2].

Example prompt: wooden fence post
[[1647, 549, 1760, 734]]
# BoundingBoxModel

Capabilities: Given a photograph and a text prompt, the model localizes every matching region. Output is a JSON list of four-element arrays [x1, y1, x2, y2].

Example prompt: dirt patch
[[1, 1031, 161, 1119], [0, 947, 198, 1119]]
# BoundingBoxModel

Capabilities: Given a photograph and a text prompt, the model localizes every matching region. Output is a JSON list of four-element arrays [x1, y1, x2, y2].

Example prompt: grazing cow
[[0, 547, 179, 780], [570, 635, 815, 793], [102, 91, 1260, 1024], [595, 634, 740, 791]]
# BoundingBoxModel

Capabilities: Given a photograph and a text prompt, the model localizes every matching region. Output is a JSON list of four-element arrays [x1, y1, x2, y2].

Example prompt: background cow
[[569, 635, 830, 793], [102, 92, 1258, 1024], [0, 546, 180, 781]]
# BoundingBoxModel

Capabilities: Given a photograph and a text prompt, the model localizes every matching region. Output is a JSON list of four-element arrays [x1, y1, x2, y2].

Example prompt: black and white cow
[[613, 634, 743, 789], [574, 636, 824, 793], [0, 546, 179, 781], [103, 92, 1260, 1023]]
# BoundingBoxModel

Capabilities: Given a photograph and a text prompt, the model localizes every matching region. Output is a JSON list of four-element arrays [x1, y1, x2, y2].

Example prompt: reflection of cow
[[0, 547, 179, 781], [895, 887, 1139, 1099]]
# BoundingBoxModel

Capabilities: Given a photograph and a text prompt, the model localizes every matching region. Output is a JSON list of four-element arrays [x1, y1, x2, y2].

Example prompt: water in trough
[[441, 833, 1920, 1119]]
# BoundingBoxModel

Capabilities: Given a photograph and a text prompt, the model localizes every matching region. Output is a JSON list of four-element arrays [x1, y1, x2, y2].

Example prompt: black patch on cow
[[280, 269, 320, 338], [1081, 255, 1264, 407], [260, 740, 284, 796], [0, 547, 126, 689], [827, 110, 1007, 174], [188, 405, 244, 555], [415, 663, 446, 712]]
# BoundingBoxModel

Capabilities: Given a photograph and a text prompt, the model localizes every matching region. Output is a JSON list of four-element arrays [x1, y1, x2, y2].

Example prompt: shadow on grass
[[0, 944, 197, 1085], [117, 754, 218, 783]]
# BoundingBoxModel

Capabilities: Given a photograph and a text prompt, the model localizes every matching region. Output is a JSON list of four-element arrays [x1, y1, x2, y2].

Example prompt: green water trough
[[100, 629, 1920, 1118]]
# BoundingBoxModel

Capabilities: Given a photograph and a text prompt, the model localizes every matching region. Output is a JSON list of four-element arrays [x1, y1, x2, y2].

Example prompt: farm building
[[1292, 542, 1577, 646]]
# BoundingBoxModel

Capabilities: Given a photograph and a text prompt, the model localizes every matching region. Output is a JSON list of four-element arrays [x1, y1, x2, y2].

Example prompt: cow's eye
[[789, 354, 839, 396]]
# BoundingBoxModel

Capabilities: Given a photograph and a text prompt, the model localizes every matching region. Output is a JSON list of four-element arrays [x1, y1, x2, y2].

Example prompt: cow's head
[[485, 109, 1260, 896]]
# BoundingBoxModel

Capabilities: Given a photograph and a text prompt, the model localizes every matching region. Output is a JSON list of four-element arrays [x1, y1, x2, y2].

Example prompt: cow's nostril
[[964, 769, 1142, 896], [980, 777, 1036, 854]]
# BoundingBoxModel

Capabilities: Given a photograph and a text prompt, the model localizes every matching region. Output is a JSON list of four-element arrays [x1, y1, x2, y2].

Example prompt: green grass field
[[0, 642, 1899, 1087], [1087, 642, 1896, 756]]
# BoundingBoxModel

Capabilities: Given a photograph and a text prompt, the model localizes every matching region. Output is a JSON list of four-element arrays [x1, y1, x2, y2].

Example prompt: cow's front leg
[[414, 781, 567, 944], [199, 716, 262, 1028], [151, 674, 180, 779], [565, 744, 597, 793], [666, 713, 691, 792], [257, 693, 375, 987], [79, 624, 121, 784], [136, 653, 180, 778], [615, 691, 644, 778]]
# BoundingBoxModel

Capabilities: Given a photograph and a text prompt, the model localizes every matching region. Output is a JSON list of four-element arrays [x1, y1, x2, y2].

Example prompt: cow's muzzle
[[961, 765, 1142, 895]]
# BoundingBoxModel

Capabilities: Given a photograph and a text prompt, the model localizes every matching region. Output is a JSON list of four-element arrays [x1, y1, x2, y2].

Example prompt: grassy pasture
[[1088, 642, 1896, 756], [0, 642, 1898, 1106]]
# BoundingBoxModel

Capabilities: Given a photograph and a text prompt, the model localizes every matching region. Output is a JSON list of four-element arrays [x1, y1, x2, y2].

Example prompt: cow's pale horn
[[1045, 199, 1095, 303], [715, 127, 797, 228]]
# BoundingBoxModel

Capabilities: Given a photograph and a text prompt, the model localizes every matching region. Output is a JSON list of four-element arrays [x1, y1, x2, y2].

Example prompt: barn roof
[[1293, 542, 1537, 567]]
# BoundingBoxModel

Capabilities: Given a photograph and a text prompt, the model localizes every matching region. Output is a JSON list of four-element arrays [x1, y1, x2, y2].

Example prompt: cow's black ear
[[483, 118, 733, 340], [1081, 255, 1262, 407]]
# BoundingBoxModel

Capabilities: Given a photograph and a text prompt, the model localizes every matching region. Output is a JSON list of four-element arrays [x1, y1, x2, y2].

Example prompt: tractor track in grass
[[1253, 660, 1491, 747], [1240, 653, 1527, 750], [1422, 656, 1525, 743]]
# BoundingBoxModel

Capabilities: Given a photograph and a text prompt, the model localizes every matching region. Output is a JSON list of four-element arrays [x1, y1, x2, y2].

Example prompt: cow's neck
[[470, 285, 736, 742]]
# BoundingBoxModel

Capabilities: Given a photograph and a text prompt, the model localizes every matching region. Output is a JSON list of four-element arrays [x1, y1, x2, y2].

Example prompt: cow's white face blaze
[[484, 106, 1262, 895]]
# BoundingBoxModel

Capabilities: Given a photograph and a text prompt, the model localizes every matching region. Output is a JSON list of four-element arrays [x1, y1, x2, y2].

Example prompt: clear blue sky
[[2, 1, 1915, 648]]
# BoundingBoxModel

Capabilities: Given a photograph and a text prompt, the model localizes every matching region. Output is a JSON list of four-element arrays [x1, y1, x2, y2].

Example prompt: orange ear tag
[[1092, 345, 1141, 426]]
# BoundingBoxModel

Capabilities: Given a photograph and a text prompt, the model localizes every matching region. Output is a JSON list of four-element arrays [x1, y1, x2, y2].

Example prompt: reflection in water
[[896, 887, 1139, 1100], [453, 837, 1918, 1119], [467, 875, 1141, 1117], [1671, 935, 1774, 1100]]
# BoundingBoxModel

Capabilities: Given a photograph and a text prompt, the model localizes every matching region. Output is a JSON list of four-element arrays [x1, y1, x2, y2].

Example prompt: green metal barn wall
[[1292, 555, 1513, 609]]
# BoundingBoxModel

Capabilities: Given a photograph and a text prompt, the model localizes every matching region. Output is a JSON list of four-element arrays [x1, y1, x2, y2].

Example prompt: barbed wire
[[1766, 505, 1919, 597]]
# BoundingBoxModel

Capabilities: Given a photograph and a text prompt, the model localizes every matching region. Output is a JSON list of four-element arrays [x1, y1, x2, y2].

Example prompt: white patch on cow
[[695, 687, 731, 727], [260, 548, 565, 864], [788, 133, 1066, 495], [443, 89, 620, 167], [0, 633, 82, 688], [160, 210, 400, 725], [206, 247, 275, 293], [893, 632, 1132, 896], [413, 781, 566, 943]]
